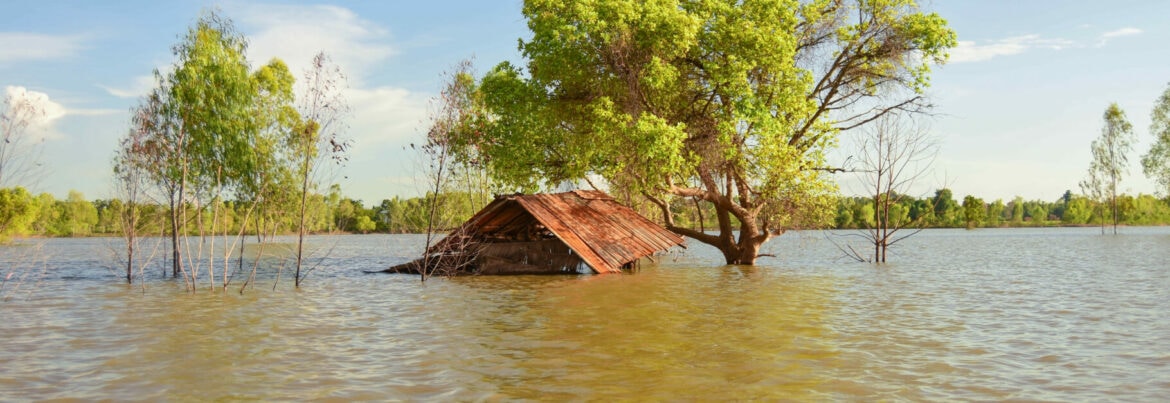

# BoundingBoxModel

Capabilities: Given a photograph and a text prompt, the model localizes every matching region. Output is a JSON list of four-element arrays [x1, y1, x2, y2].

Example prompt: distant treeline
[[0, 186, 486, 239], [2, 186, 1168, 240], [832, 189, 1170, 229]]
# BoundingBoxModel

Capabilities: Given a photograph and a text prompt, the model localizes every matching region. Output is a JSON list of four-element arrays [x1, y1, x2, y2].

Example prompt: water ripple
[[0, 228, 1167, 400]]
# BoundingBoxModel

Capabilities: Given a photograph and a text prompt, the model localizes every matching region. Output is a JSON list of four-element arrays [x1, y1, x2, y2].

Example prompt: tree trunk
[[729, 237, 762, 265], [648, 184, 772, 266], [169, 191, 182, 278], [126, 241, 134, 284], [295, 144, 311, 288], [124, 202, 136, 284]]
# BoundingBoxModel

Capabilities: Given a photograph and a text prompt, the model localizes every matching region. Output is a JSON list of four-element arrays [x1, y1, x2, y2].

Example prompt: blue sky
[[2, 1, 1168, 205]]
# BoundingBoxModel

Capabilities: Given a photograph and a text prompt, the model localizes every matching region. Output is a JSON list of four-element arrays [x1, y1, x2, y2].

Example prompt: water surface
[[1, 228, 1168, 400]]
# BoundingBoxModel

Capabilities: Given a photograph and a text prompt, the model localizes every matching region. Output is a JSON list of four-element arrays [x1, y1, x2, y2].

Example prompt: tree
[[1010, 196, 1025, 224], [127, 11, 275, 290], [961, 195, 984, 229], [242, 58, 299, 243], [353, 215, 376, 234], [147, 11, 257, 283], [1082, 103, 1135, 234], [417, 60, 486, 281], [61, 190, 98, 236], [1026, 202, 1048, 226], [291, 51, 351, 288], [0, 187, 34, 240], [932, 188, 958, 226], [854, 114, 938, 262], [1062, 196, 1093, 224], [471, 0, 956, 264], [1142, 83, 1170, 196], [986, 199, 1004, 227], [0, 87, 49, 188], [112, 123, 150, 283]]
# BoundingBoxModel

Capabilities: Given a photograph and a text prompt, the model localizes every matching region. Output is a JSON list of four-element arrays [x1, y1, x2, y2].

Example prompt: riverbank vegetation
[[2, 187, 1168, 241]]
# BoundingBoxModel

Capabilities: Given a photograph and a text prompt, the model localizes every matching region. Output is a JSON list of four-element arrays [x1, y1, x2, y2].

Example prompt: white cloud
[[229, 3, 425, 151], [65, 108, 121, 117], [98, 74, 158, 99], [346, 86, 428, 150], [0, 32, 86, 63], [950, 35, 1075, 63], [1097, 27, 1141, 47], [232, 4, 396, 86], [4, 86, 67, 140], [1101, 27, 1142, 39], [227, 3, 432, 202], [953, 27, 1144, 63]]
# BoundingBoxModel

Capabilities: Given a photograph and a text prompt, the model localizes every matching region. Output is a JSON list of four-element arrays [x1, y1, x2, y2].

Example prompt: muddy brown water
[[2, 228, 1168, 400]]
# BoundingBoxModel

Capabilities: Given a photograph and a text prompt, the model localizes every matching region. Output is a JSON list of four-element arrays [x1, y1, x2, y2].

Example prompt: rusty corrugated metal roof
[[432, 190, 685, 274]]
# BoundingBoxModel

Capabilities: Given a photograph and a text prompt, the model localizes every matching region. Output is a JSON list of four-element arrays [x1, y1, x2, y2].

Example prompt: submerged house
[[383, 190, 685, 275]]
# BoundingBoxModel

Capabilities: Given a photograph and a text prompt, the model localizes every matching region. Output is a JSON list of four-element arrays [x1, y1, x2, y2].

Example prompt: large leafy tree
[[1082, 103, 1135, 234], [1142, 83, 1170, 196], [243, 58, 299, 239], [470, 0, 955, 264], [127, 11, 273, 284]]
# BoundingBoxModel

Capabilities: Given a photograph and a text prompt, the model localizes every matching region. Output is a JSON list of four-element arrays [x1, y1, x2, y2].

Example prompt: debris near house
[[379, 190, 685, 275]]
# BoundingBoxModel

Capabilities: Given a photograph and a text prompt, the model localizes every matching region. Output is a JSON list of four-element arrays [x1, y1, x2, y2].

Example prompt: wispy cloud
[[1097, 27, 1141, 47], [0, 32, 87, 63], [65, 108, 121, 117], [98, 73, 160, 99], [951, 26, 1141, 64], [950, 35, 1075, 63]]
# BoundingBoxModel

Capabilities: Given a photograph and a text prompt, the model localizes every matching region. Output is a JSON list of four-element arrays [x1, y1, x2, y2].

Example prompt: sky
[[2, 0, 1168, 205]]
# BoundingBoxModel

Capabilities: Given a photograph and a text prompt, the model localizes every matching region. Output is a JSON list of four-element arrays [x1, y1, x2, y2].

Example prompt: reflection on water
[[0, 229, 1168, 400]]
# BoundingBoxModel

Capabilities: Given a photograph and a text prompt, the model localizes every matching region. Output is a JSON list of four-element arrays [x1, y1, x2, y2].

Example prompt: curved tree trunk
[[648, 190, 771, 265]]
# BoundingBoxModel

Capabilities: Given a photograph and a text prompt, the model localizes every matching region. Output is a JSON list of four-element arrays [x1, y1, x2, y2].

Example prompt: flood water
[[2, 228, 1168, 400]]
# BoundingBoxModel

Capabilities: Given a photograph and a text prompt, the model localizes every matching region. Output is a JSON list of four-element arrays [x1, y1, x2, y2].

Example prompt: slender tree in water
[[292, 52, 351, 288], [853, 114, 938, 262], [417, 59, 487, 281], [113, 105, 155, 284], [1082, 103, 1134, 235]]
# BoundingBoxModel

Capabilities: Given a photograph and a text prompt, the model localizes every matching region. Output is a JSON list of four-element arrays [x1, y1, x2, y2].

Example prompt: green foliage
[[353, 215, 376, 234], [471, 0, 956, 263], [961, 195, 985, 229], [1082, 103, 1136, 232], [932, 188, 958, 226], [168, 11, 260, 193], [986, 199, 1005, 227], [1026, 202, 1048, 226], [1062, 197, 1093, 225], [833, 189, 1170, 229], [1142, 83, 1170, 196], [1010, 196, 1025, 224], [0, 187, 34, 239], [5, 188, 1170, 239]]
